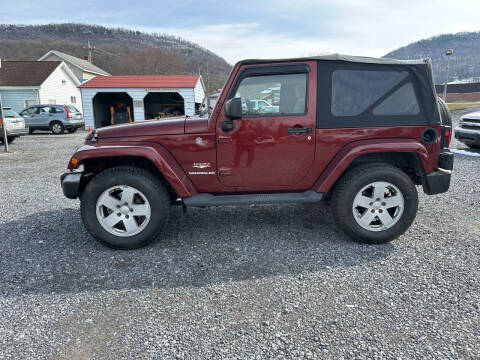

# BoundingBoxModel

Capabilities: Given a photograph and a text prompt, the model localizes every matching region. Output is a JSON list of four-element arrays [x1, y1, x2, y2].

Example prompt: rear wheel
[[67, 128, 77, 133], [7, 136, 16, 144], [332, 163, 418, 244], [80, 166, 171, 249], [50, 121, 64, 135]]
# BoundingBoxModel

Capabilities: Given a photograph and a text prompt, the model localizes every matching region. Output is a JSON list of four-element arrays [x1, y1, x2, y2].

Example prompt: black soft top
[[240, 54, 440, 127], [240, 53, 431, 66]]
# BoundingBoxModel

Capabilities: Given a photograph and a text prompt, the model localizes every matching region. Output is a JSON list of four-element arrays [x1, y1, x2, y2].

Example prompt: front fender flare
[[312, 139, 430, 193], [70, 143, 197, 198]]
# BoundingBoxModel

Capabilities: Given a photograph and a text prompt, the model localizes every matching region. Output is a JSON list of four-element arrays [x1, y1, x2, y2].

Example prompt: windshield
[[198, 95, 211, 117], [2, 109, 20, 118]]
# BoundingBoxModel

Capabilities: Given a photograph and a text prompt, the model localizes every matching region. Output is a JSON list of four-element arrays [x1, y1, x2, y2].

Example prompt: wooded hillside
[[0, 23, 232, 92]]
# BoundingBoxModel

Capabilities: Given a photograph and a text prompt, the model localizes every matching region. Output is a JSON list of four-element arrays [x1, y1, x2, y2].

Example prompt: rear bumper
[[454, 126, 480, 145], [60, 171, 84, 199], [423, 169, 452, 195], [422, 151, 453, 195], [4, 127, 29, 137], [65, 121, 84, 129]]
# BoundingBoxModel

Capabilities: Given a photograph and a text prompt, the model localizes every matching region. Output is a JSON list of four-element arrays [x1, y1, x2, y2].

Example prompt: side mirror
[[224, 97, 242, 119]]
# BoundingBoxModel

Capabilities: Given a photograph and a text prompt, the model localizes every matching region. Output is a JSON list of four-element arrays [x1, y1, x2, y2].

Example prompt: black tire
[[67, 128, 77, 133], [437, 97, 452, 127], [80, 166, 171, 249], [29, 128, 35, 134], [7, 136, 15, 144], [50, 121, 65, 135], [332, 163, 418, 244], [467, 144, 480, 149]]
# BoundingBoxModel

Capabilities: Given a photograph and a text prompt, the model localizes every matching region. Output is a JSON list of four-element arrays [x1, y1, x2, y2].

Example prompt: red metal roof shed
[[80, 75, 200, 88]]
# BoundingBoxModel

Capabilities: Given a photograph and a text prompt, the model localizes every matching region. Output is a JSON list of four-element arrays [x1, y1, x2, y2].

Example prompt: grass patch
[[447, 103, 480, 111]]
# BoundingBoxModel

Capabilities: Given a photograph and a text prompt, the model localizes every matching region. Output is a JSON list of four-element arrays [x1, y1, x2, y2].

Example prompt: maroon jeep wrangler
[[61, 55, 453, 249]]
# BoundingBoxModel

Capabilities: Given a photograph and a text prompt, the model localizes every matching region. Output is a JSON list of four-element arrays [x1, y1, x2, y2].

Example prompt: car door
[[37, 106, 54, 127], [20, 106, 40, 127], [216, 62, 317, 188]]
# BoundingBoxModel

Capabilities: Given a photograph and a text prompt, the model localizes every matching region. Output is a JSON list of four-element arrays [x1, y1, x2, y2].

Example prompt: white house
[[79, 75, 206, 129], [38, 50, 110, 83], [0, 60, 82, 113]]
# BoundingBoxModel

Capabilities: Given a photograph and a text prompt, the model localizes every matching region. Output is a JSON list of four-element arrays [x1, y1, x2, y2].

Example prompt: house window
[[62, 80, 66, 85], [70, 96, 77, 104], [49, 99, 56, 104], [24, 99, 37, 108]]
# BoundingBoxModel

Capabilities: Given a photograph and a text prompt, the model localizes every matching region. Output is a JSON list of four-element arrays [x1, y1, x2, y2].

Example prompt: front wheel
[[80, 166, 171, 249], [67, 128, 77, 133], [332, 163, 418, 244]]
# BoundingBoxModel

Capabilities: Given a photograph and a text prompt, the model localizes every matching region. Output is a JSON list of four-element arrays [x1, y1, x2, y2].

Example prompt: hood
[[94, 117, 186, 139], [462, 111, 480, 121], [91, 114, 210, 139]]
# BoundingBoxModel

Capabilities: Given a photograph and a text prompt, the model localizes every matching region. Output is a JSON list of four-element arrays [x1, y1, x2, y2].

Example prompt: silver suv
[[0, 107, 28, 143], [20, 105, 84, 135]]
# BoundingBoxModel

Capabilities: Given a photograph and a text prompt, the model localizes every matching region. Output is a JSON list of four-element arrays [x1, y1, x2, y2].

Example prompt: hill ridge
[[0, 23, 231, 91], [384, 31, 480, 84]]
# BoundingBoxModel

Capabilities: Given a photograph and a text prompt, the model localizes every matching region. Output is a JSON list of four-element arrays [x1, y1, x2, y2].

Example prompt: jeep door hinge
[[217, 136, 232, 144], [218, 167, 232, 176]]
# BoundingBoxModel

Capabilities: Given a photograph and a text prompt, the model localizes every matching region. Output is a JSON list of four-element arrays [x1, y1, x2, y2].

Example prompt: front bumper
[[454, 126, 480, 145], [60, 171, 84, 199]]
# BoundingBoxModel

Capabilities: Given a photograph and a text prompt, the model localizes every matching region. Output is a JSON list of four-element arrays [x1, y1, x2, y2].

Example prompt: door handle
[[287, 127, 312, 134]]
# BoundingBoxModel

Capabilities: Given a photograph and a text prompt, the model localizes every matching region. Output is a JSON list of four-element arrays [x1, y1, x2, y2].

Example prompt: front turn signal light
[[69, 157, 79, 168]]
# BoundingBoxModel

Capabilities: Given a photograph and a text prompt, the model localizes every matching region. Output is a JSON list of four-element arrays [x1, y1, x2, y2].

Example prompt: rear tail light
[[64, 106, 72, 119], [0, 117, 2, 126], [442, 126, 452, 148]]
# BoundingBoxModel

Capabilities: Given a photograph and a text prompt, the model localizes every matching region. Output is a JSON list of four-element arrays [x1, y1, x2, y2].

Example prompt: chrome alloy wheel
[[352, 181, 404, 232], [96, 185, 151, 237], [52, 123, 63, 134]]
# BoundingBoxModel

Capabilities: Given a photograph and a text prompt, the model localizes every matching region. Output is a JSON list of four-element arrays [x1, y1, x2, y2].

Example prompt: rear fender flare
[[313, 139, 430, 193], [71, 143, 197, 197]]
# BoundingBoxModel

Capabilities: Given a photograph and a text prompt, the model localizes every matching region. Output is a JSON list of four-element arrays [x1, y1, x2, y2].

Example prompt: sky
[[1, 0, 479, 64]]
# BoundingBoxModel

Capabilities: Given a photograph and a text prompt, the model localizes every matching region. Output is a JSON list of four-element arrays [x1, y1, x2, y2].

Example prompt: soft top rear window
[[331, 70, 409, 116], [317, 61, 439, 128]]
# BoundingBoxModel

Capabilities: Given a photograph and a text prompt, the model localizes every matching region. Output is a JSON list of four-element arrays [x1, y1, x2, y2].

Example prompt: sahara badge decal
[[189, 162, 215, 175], [188, 171, 216, 175], [192, 162, 211, 169]]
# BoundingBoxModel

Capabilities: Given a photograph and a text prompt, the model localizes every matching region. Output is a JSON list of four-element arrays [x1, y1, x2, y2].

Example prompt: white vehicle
[[0, 107, 28, 144], [242, 99, 280, 114], [455, 111, 480, 149]]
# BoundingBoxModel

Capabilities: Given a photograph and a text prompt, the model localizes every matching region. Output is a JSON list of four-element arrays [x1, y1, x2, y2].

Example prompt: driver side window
[[21, 107, 39, 115], [234, 73, 307, 117]]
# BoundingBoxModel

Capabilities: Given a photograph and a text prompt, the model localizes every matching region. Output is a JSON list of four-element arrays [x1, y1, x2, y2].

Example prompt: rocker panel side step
[[183, 190, 323, 207]]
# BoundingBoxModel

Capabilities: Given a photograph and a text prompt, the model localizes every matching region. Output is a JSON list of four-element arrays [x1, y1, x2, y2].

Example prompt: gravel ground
[[0, 112, 479, 359]]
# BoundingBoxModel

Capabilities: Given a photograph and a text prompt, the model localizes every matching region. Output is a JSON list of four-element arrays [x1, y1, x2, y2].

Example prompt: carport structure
[[79, 75, 205, 130]]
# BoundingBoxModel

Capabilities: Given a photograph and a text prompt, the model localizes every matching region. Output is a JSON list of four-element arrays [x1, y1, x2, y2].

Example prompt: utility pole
[[442, 49, 454, 101], [87, 40, 94, 63], [0, 95, 8, 152], [199, 63, 211, 115]]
